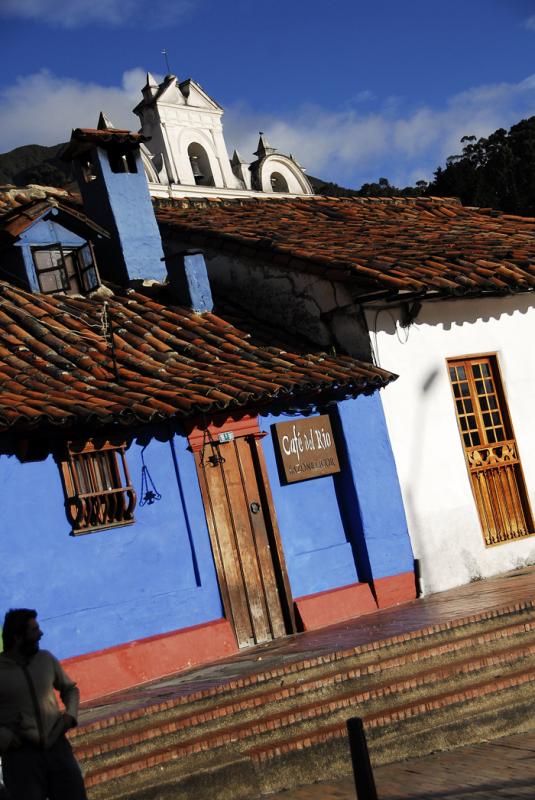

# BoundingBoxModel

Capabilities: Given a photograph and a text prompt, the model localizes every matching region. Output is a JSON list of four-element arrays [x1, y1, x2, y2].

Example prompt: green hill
[[0, 143, 73, 188]]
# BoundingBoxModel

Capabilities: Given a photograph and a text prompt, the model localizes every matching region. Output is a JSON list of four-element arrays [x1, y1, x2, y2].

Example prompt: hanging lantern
[[139, 446, 162, 507]]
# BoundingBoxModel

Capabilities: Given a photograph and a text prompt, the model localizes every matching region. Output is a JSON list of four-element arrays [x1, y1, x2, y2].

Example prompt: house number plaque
[[272, 415, 341, 484]]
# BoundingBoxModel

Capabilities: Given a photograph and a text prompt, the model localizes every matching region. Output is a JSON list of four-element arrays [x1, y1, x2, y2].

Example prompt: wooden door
[[448, 355, 534, 546], [194, 428, 294, 647]]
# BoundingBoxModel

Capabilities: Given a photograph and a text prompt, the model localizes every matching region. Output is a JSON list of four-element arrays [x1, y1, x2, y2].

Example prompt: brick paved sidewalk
[[266, 730, 535, 799]]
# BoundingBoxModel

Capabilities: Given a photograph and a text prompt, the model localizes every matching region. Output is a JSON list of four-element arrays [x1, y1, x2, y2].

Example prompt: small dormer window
[[32, 243, 100, 295]]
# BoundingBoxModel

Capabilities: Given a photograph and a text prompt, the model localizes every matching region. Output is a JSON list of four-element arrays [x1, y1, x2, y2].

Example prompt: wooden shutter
[[448, 355, 534, 546]]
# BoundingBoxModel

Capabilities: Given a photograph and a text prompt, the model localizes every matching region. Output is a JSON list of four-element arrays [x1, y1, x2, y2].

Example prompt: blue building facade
[[0, 127, 415, 700]]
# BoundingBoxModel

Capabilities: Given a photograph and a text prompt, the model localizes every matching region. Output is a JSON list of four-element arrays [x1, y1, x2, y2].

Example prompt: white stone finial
[[97, 111, 116, 130]]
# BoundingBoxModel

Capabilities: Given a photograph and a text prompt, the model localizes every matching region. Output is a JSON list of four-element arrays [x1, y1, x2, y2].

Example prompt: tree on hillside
[[311, 175, 428, 199], [428, 116, 535, 216]]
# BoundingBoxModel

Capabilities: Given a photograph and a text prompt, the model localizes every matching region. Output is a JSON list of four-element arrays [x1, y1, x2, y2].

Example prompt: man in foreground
[[0, 608, 87, 800]]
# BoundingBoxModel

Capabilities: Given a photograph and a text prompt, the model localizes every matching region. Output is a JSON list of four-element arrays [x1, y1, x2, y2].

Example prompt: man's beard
[[21, 641, 39, 657]]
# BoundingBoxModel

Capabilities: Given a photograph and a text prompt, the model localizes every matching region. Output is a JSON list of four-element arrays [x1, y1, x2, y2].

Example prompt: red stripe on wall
[[373, 571, 417, 608], [63, 618, 238, 703], [294, 582, 377, 630]]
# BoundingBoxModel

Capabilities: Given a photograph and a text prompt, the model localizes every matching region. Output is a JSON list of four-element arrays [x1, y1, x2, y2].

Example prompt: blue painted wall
[[259, 411, 360, 598], [0, 430, 222, 660], [335, 394, 414, 580], [0, 392, 412, 660], [259, 395, 413, 597], [75, 147, 165, 285]]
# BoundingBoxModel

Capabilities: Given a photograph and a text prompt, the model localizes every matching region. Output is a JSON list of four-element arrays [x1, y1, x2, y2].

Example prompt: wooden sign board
[[272, 415, 341, 484]]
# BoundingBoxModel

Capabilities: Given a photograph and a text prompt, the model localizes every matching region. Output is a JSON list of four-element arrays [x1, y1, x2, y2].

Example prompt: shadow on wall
[[400, 365, 441, 580], [372, 292, 534, 335]]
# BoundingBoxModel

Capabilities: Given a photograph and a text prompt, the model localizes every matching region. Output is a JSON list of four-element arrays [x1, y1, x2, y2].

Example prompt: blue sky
[[1, 0, 535, 188]]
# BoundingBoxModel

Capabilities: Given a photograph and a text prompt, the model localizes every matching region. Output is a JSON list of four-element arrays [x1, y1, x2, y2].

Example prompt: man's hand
[[61, 713, 77, 733]]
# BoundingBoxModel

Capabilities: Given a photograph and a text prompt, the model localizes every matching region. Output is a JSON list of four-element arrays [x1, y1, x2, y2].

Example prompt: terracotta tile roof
[[0, 281, 394, 433], [0, 184, 79, 216], [155, 197, 535, 297], [61, 128, 148, 162], [0, 197, 108, 242]]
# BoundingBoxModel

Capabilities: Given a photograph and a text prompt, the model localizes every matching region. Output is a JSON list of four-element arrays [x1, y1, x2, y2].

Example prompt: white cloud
[[1, 69, 535, 188], [0, 69, 148, 152], [525, 14, 535, 30], [0, 0, 194, 28], [224, 74, 535, 187]]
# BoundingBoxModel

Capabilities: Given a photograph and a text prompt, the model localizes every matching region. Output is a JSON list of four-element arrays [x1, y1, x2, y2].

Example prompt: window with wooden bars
[[448, 355, 534, 546], [59, 440, 136, 535]]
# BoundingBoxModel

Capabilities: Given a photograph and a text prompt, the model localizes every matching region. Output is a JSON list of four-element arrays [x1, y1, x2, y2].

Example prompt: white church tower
[[133, 73, 314, 199]]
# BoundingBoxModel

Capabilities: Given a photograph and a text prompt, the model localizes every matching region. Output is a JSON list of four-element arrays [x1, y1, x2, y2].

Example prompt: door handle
[[250, 501, 261, 514]]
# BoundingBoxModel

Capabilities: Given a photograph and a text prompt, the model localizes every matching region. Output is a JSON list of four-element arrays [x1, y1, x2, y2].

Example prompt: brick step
[[84, 685, 535, 800], [80, 652, 535, 788], [247, 661, 535, 765], [254, 682, 535, 796], [74, 599, 535, 744], [75, 631, 535, 762]]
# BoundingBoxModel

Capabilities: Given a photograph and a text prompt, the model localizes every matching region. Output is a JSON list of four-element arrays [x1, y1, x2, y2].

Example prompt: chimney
[[165, 250, 213, 312], [61, 125, 165, 286]]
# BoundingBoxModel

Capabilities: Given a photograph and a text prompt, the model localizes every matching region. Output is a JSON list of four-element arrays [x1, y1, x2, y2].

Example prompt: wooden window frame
[[32, 242, 100, 295], [447, 352, 534, 547], [59, 440, 136, 535]]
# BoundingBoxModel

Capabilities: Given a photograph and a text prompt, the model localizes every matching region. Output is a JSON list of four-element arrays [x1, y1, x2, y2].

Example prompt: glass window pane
[[39, 269, 64, 293], [82, 266, 99, 292], [79, 245, 92, 267], [472, 364, 481, 378], [460, 382, 470, 397], [475, 380, 484, 395], [457, 366, 466, 380], [480, 363, 490, 377], [495, 427, 505, 441], [487, 430, 496, 444], [484, 379, 493, 393], [74, 459, 90, 493], [479, 397, 488, 411], [34, 249, 62, 269]]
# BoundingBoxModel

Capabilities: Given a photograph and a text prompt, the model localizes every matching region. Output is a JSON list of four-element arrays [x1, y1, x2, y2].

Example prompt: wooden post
[[347, 717, 379, 800]]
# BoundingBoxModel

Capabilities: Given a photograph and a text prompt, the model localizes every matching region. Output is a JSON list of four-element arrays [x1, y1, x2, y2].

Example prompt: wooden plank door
[[448, 355, 534, 546], [195, 430, 293, 647]]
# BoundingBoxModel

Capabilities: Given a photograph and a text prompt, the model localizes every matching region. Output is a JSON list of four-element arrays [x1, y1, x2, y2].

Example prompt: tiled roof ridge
[[155, 195, 535, 297], [0, 185, 82, 218], [70, 128, 147, 143], [152, 194, 464, 211], [0, 280, 394, 433]]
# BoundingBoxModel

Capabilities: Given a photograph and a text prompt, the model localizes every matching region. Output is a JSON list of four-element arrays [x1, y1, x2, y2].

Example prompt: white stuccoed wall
[[365, 293, 535, 595]]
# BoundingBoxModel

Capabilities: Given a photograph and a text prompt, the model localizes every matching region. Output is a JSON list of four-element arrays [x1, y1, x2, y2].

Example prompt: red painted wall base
[[374, 571, 417, 608], [295, 581, 377, 631], [63, 618, 238, 703], [63, 572, 417, 702]]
